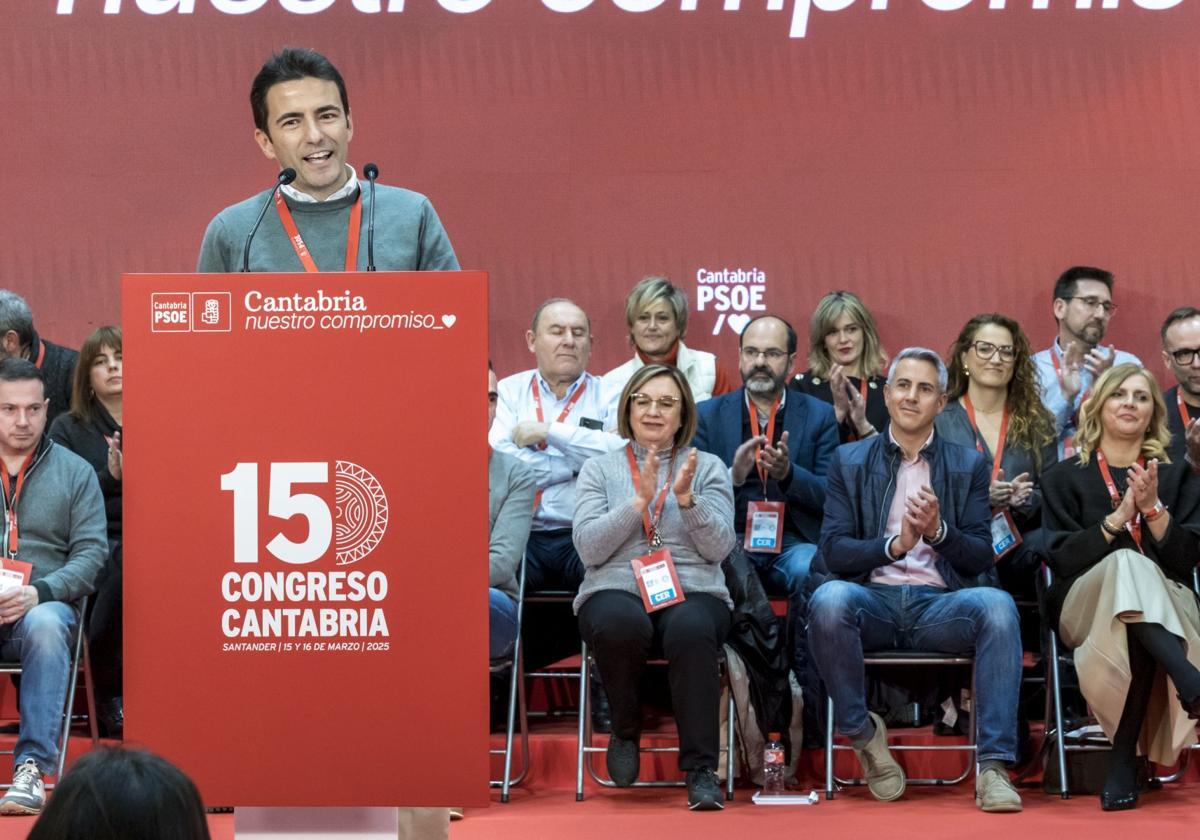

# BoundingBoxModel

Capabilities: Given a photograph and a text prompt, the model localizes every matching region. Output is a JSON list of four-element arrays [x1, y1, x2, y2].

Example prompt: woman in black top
[[1042, 363, 1200, 810], [792, 290, 888, 442], [48, 326, 123, 737], [937, 313, 1056, 600]]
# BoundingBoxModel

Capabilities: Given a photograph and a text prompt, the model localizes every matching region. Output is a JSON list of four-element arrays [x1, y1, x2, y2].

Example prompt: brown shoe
[[852, 712, 906, 801], [975, 767, 1023, 813]]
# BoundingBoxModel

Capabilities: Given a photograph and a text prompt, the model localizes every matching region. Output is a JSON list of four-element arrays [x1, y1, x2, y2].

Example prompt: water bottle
[[762, 731, 786, 794]]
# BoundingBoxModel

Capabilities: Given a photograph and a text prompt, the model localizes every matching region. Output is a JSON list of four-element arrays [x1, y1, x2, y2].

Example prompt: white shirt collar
[[279, 164, 359, 204]]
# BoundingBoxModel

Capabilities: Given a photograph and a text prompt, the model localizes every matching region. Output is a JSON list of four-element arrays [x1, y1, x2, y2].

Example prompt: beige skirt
[[1059, 548, 1200, 766]]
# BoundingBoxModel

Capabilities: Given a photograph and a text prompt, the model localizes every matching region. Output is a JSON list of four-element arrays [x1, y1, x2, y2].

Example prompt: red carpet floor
[[0, 724, 1190, 839], [454, 782, 1199, 839]]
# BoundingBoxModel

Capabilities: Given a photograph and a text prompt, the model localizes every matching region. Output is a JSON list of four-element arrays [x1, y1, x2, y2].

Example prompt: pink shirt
[[870, 429, 947, 589]]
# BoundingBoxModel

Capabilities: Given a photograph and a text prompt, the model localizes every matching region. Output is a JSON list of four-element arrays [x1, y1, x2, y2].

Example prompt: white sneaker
[[0, 759, 44, 816]]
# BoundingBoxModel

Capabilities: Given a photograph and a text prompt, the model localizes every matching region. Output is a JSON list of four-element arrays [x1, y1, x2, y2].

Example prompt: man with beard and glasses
[[693, 315, 838, 687], [1158, 306, 1200, 467], [1032, 266, 1140, 460]]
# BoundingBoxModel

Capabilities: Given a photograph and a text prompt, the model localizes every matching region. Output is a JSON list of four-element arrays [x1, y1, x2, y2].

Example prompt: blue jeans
[[743, 534, 816, 600], [807, 581, 1022, 763], [489, 588, 518, 661], [0, 602, 79, 774], [524, 529, 584, 593]]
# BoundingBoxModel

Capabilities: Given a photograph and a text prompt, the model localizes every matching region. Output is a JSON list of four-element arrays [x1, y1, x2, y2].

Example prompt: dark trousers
[[88, 541, 123, 702], [578, 590, 732, 771], [525, 529, 584, 593]]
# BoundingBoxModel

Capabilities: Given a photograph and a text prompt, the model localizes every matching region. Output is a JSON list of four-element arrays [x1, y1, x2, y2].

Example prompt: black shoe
[[97, 697, 124, 740], [606, 735, 640, 787], [685, 767, 724, 811], [1099, 789, 1138, 811]]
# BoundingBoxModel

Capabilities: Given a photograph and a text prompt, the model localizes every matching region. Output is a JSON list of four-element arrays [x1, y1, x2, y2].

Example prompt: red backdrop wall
[[8, 0, 1200, 381]]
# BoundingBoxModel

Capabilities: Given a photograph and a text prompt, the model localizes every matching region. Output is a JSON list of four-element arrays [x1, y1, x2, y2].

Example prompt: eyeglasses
[[739, 347, 789, 363], [971, 341, 1016, 363], [1066, 296, 1117, 316], [630, 393, 681, 412], [1169, 347, 1200, 366]]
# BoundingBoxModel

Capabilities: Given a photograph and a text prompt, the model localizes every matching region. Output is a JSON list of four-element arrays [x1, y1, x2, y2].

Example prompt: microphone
[[242, 168, 297, 273], [364, 162, 379, 272]]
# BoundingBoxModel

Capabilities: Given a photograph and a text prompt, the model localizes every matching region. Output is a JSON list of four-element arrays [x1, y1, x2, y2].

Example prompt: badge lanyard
[[962, 396, 1009, 481], [530, 376, 588, 451], [1096, 450, 1143, 552], [1179, 389, 1193, 428], [0, 455, 33, 558], [625, 445, 676, 549], [529, 375, 589, 510], [274, 191, 363, 272], [32, 343, 44, 369], [747, 394, 782, 490]]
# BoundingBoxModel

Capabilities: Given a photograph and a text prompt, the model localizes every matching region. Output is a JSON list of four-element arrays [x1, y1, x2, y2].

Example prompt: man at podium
[[197, 47, 459, 273]]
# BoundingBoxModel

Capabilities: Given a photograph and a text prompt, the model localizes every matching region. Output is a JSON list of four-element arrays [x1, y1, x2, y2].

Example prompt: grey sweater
[[6, 438, 107, 604], [196, 182, 460, 273], [489, 450, 536, 602], [572, 445, 736, 613]]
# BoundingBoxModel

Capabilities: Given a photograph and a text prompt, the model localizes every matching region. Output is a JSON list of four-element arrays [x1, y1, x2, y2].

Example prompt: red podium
[[121, 272, 489, 807]]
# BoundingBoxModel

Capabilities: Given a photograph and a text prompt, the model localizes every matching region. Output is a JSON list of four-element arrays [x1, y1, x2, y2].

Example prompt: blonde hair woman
[[1042, 363, 1200, 810], [603, 276, 731, 404], [792, 291, 888, 442]]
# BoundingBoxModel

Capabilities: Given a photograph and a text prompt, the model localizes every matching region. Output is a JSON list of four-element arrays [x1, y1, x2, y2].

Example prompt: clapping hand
[[759, 430, 792, 482], [1126, 459, 1160, 513], [633, 446, 661, 514], [106, 430, 123, 481], [673, 447, 697, 508], [1057, 341, 1085, 403]]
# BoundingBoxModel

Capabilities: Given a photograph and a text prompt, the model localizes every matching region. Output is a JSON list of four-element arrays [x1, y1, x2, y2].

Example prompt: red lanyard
[[858, 377, 869, 403], [747, 394, 781, 488], [962, 396, 1009, 481], [1, 454, 33, 557], [1096, 450, 1143, 551], [625, 444, 675, 548], [530, 376, 588, 451], [32, 343, 44, 369], [274, 191, 363, 272], [1179, 388, 1193, 428]]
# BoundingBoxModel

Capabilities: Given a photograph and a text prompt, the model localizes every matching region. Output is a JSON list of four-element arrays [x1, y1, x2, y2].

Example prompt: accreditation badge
[[744, 500, 785, 554], [0, 557, 31, 594], [631, 549, 686, 613], [990, 509, 1022, 561]]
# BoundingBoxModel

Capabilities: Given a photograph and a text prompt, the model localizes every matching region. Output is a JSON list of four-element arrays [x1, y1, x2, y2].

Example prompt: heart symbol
[[441, 314, 457, 328], [726, 313, 751, 335]]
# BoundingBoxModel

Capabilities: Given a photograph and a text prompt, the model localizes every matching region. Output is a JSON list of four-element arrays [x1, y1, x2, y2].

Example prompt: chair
[[488, 559, 531, 803], [824, 651, 977, 799], [575, 639, 736, 802], [0, 598, 99, 790]]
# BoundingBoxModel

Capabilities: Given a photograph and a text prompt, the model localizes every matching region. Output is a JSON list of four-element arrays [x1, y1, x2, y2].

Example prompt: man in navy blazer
[[692, 314, 839, 609]]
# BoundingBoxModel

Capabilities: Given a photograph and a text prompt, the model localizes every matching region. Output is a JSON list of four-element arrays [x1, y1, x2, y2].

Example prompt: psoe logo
[[151, 293, 191, 332], [193, 292, 232, 332], [693, 267, 767, 336]]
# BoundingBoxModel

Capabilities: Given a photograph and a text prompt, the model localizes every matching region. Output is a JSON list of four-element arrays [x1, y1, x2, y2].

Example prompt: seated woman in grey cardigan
[[572, 364, 736, 812]]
